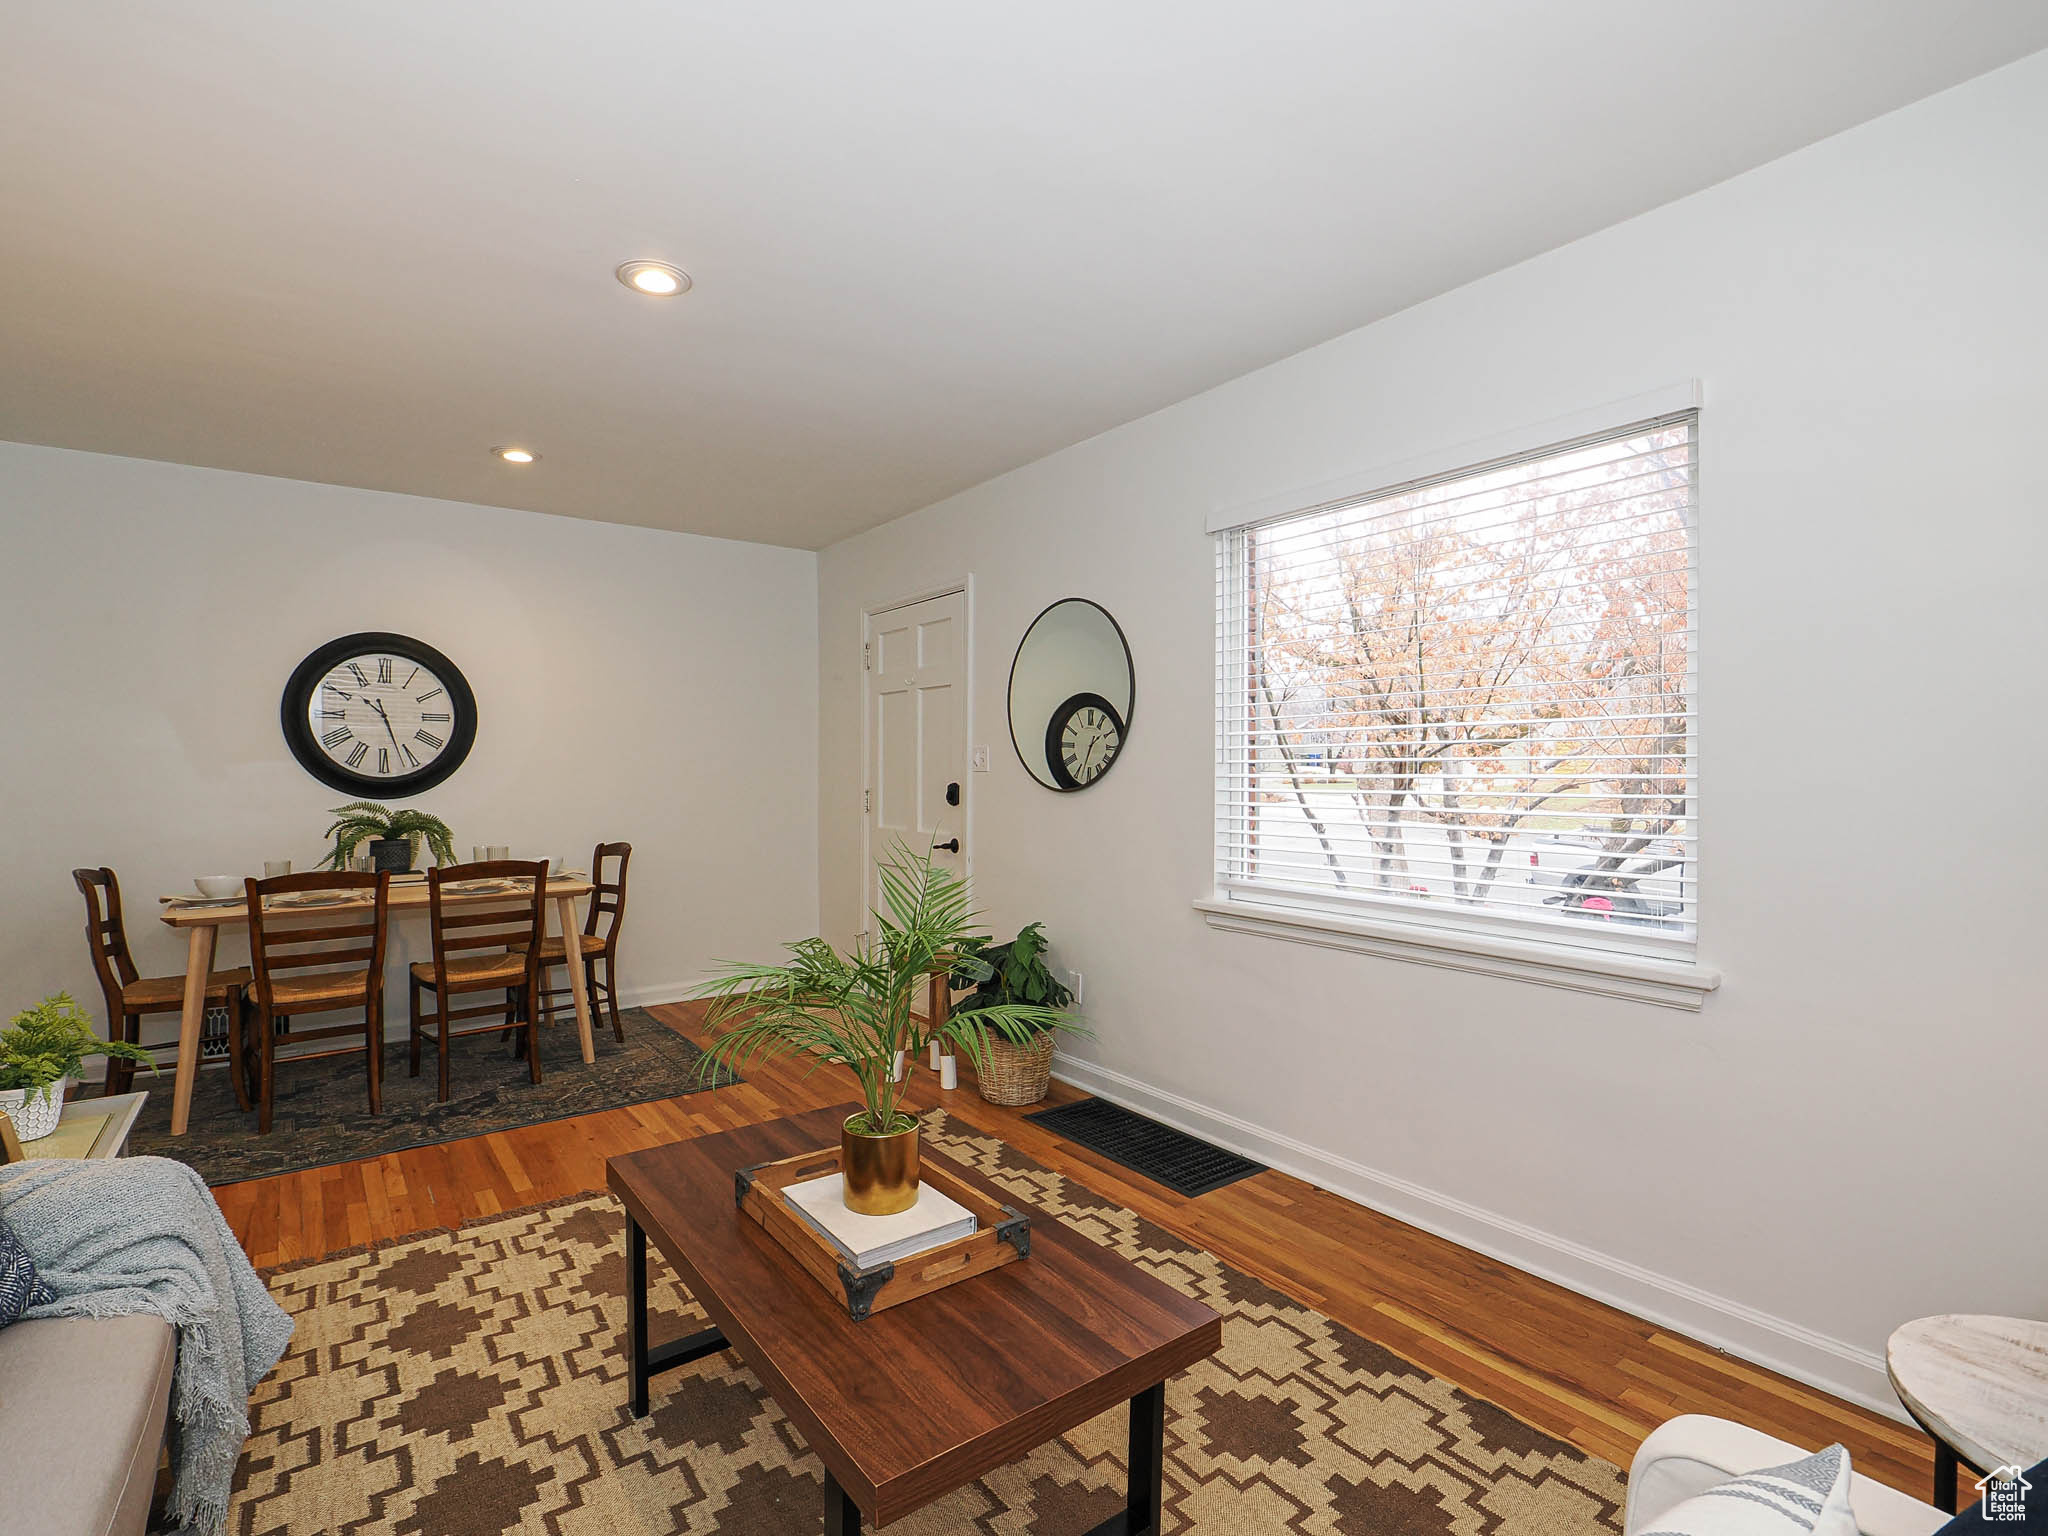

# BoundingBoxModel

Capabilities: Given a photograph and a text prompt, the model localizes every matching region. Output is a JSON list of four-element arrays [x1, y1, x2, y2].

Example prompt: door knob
[[936, 838, 961, 854]]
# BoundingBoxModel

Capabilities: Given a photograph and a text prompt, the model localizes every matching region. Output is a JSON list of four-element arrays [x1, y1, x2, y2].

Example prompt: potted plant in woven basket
[[695, 842, 1082, 1215], [0, 992, 158, 1143], [951, 922, 1073, 1107]]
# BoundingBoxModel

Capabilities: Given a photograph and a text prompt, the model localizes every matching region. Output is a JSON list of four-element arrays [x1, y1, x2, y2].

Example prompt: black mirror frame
[[1006, 597, 1136, 793]]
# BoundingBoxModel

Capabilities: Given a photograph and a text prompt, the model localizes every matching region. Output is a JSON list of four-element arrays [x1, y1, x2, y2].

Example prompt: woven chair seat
[[412, 952, 528, 991], [120, 968, 251, 1011], [263, 970, 373, 1011], [513, 932, 607, 963]]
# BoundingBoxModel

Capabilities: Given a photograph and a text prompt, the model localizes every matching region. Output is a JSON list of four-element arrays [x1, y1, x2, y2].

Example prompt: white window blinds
[[1215, 410, 1698, 956]]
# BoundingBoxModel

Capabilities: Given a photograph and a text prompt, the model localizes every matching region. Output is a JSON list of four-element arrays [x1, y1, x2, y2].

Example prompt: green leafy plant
[[695, 842, 1084, 1135], [951, 921, 1073, 1033], [321, 802, 458, 870], [0, 992, 158, 1100]]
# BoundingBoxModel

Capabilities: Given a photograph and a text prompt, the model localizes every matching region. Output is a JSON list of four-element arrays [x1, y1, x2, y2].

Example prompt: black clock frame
[[1044, 692, 1127, 792], [280, 631, 477, 796]]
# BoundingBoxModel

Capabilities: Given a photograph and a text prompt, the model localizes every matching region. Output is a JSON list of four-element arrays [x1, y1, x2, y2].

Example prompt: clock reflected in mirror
[[1007, 597, 1134, 792], [281, 632, 477, 795], [1046, 692, 1125, 790]]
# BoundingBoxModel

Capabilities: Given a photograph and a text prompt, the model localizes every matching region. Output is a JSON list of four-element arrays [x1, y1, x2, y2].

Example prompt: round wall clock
[[280, 632, 477, 795], [1045, 692, 1125, 790]]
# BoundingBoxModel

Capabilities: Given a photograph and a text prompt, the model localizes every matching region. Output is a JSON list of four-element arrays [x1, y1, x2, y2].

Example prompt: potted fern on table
[[0, 992, 158, 1143], [695, 842, 1081, 1215], [320, 802, 458, 873]]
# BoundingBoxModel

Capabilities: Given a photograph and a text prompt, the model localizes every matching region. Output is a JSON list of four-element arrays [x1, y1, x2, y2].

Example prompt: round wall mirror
[[1008, 597, 1134, 791]]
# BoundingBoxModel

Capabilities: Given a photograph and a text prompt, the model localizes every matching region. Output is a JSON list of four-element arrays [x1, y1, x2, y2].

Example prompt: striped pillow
[[0, 1213, 56, 1326], [1639, 1446, 1859, 1536]]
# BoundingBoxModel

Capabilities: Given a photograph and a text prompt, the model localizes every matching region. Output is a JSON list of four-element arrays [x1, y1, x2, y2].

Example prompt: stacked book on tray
[[781, 1174, 977, 1269]]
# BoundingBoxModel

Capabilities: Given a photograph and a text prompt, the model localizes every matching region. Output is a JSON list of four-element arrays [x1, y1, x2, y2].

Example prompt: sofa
[[0, 1312, 175, 1536], [1628, 1415, 1950, 1536]]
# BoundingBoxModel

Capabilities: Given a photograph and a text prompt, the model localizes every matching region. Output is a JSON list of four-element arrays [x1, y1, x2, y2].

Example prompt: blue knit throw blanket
[[0, 1155, 293, 1536]]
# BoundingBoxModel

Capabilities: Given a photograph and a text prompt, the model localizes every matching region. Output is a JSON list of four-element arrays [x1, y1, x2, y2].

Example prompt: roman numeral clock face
[[282, 633, 475, 794], [316, 657, 450, 776], [1045, 692, 1126, 791]]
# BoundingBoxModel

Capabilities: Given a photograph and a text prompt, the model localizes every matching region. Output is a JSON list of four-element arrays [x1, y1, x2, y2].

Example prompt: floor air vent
[[1025, 1098, 1264, 1197]]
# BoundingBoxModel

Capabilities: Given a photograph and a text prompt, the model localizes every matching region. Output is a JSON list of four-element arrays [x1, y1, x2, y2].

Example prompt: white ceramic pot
[[0, 1077, 67, 1143]]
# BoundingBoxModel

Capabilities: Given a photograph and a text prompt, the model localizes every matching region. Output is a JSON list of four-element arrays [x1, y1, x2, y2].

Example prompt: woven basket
[[976, 1032, 1056, 1107]]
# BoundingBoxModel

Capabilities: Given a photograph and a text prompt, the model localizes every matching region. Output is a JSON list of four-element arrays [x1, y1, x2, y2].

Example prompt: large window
[[1215, 410, 1697, 959]]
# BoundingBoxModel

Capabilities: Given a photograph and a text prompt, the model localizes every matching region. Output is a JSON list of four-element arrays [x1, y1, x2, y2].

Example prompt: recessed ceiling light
[[493, 446, 539, 464], [615, 259, 691, 298]]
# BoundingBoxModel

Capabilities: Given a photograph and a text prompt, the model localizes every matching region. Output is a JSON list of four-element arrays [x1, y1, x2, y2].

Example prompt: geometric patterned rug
[[235, 1108, 1626, 1534]]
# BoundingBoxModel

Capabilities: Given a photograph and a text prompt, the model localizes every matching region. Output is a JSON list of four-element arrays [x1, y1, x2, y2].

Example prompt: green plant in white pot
[[0, 992, 158, 1142]]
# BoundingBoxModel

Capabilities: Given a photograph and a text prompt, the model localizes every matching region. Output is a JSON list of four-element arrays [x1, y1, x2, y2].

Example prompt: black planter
[[368, 838, 415, 873]]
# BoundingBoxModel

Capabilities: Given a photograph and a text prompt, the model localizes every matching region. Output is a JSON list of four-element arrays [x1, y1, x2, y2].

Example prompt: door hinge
[[864, 788, 872, 813], [863, 643, 871, 671]]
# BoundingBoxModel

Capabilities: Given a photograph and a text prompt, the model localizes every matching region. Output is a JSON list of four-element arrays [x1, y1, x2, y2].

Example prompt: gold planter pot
[[841, 1114, 920, 1215]]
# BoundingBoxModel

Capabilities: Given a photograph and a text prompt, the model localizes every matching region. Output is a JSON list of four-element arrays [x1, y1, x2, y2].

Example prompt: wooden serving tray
[[734, 1144, 1030, 1321]]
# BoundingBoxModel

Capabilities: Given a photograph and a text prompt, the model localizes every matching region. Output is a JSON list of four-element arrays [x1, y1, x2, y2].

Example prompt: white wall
[[820, 53, 2048, 1411], [1, 442, 819, 1041]]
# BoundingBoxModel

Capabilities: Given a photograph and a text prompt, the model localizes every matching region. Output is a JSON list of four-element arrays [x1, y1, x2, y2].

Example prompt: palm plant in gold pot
[[696, 842, 1080, 1214]]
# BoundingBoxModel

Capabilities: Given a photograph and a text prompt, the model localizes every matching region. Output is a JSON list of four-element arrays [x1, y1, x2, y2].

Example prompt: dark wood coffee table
[[606, 1104, 1223, 1533]]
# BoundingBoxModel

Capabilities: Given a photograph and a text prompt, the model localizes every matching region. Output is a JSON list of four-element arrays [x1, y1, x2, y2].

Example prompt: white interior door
[[864, 590, 967, 941]]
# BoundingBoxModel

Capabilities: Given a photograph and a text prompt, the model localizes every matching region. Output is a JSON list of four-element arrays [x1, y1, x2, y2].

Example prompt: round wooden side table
[[1886, 1315, 2048, 1512]]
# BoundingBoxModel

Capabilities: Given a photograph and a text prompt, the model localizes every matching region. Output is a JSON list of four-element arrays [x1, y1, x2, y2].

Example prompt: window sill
[[1192, 896, 1721, 1010]]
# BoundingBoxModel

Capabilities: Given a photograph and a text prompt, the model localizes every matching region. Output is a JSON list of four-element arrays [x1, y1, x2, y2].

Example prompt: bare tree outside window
[[1220, 414, 1696, 944]]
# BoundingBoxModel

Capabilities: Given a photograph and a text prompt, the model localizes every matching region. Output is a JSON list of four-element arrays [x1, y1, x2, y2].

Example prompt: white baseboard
[[617, 980, 703, 1011], [1049, 1053, 1904, 1422]]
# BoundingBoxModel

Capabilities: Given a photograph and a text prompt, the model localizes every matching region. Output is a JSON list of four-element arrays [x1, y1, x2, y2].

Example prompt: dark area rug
[[123, 1007, 735, 1186]]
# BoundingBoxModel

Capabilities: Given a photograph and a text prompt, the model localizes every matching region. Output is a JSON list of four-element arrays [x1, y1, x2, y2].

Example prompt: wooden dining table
[[157, 874, 599, 1135]]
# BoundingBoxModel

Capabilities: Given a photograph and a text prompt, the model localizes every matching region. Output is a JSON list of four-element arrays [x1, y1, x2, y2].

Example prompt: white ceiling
[[4, 4, 2044, 550]]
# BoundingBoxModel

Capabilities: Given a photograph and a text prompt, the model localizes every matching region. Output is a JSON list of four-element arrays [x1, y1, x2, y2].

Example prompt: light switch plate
[[971, 745, 990, 772]]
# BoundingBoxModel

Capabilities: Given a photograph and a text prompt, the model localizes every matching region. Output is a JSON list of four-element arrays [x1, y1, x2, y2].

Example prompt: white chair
[[1626, 1416, 1951, 1536]]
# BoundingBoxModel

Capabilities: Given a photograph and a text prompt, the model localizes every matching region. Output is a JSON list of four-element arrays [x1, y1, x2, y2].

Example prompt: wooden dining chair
[[524, 841, 631, 1043], [72, 867, 252, 1107], [409, 861, 548, 1103], [244, 871, 390, 1134]]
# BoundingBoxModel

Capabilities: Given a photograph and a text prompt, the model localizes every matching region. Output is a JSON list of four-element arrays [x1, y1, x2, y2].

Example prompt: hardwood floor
[[211, 1000, 1937, 1500]]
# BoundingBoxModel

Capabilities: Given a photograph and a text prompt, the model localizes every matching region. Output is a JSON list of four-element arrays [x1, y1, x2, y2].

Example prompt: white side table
[[1887, 1314, 2048, 1511], [0, 1090, 148, 1163]]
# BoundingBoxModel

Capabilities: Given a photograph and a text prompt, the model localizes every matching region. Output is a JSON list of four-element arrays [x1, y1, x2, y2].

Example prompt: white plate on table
[[164, 892, 243, 908]]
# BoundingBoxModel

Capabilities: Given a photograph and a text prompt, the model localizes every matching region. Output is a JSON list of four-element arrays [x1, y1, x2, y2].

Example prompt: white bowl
[[193, 875, 240, 899]]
